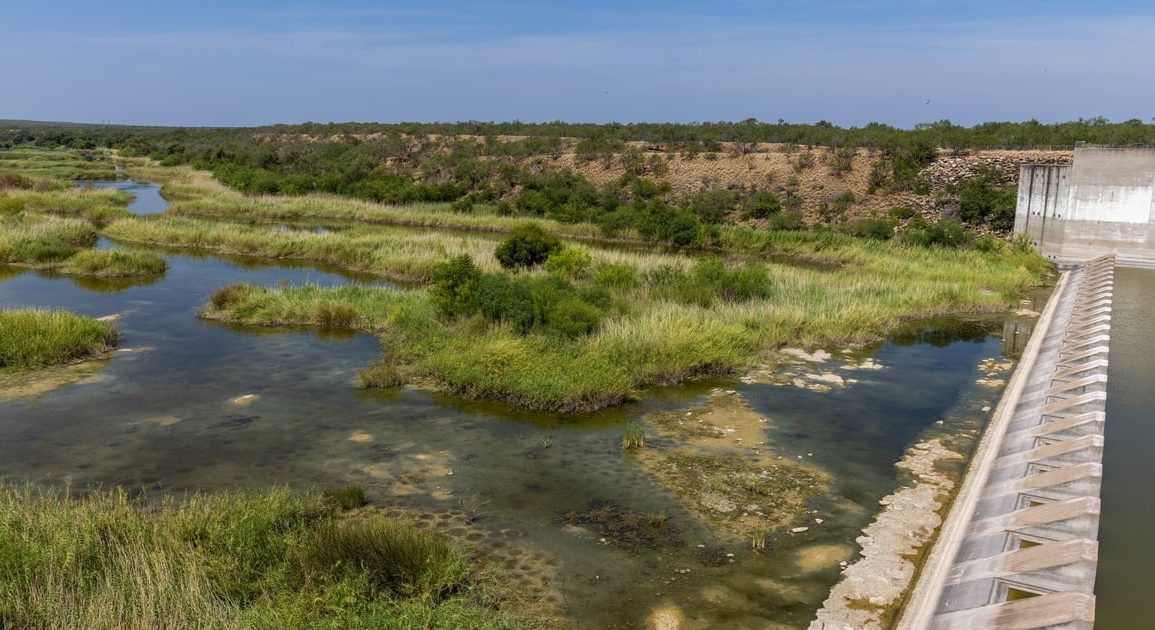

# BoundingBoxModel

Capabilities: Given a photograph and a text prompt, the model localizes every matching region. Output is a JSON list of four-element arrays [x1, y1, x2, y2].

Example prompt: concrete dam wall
[[1016, 147, 1155, 267]]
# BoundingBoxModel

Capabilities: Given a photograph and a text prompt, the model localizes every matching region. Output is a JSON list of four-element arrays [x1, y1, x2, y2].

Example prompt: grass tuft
[[60, 249, 167, 278], [0, 309, 117, 373]]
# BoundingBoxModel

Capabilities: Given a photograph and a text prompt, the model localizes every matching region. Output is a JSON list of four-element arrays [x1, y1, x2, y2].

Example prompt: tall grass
[[198, 233, 1044, 411], [104, 215, 688, 281], [0, 485, 513, 629], [0, 147, 123, 181], [60, 249, 167, 278], [0, 214, 97, 264], [0, 309, 117, 372]]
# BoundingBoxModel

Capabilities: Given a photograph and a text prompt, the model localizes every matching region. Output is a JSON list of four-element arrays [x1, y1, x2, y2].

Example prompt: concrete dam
[[895, 148, 1155, 628], [1015, 146, 1155, 267]]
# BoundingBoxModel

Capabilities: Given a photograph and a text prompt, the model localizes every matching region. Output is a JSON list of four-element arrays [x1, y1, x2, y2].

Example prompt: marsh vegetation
[[0, 485, 522, 629], [0, 141, 1052, 627], [0, 309, 117, 373]]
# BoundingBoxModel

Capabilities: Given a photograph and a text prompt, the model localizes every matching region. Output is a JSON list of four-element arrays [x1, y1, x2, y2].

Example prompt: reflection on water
[[0, 236, 1025, 627], [83, 180, 168, 215], [1095, 267, 1155, 627]]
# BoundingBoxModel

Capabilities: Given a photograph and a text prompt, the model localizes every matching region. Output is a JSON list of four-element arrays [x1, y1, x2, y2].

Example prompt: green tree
[[494, 223, 562, 269]]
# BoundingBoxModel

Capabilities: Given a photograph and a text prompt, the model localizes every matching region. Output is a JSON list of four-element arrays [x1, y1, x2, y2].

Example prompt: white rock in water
[[791, 527, 809, 534]]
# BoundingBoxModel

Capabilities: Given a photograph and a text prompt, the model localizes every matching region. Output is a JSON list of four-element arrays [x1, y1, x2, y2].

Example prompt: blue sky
[[4, 1, 1154, 127]]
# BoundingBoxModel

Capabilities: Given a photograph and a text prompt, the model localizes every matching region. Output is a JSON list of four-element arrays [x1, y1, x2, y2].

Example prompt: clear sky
[[4, 1, 1153, 127]]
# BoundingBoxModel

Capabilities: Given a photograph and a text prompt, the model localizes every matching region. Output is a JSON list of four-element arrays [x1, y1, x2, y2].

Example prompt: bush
[[768, 211, 804, 231], [494, 223, 561, 269], [744, 191, 781, 219], [430, 254, 482, 316], [957, 168, 1017, 231], [546, 297, 602, 337], [842, 218, 894, 240], [544, 245, 592, 279], [902, 219, 973, 248], [888, 206, 917, 220]]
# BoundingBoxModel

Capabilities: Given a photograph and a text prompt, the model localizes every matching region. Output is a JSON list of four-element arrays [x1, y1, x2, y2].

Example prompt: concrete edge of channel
[[896, 269, 1073, 629]]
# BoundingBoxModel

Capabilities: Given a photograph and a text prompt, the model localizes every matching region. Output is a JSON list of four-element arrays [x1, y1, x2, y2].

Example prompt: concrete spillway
[[901, 256, 1114, 629]]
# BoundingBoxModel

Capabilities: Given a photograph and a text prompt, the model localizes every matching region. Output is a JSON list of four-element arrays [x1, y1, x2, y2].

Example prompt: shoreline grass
[[0, 309, 118, 373], [59, 249, 167, 277], [200, 228, 1049, 411], [0, 485, 516, 629]]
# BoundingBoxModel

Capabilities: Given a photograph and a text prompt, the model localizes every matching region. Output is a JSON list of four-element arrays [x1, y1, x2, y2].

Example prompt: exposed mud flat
[[638, 389, 828, 539], [0, 359, 110, 401]]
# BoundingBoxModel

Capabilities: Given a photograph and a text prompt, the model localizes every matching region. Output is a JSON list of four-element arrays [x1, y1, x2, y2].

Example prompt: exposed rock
[[809, 438, 963, 630]]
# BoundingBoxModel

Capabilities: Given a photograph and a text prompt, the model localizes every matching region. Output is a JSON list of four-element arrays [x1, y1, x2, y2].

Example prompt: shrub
[[430, 254, 482, 316], [902, 219, 973, 248], [744, 191, 781, 219], [957, 167, 1017, 231], [546, 297, 602, 337], [768, 211, 804, 231], [842, 218, 894, 240], [544, 245, 592, 279], [889, 206, 917, 220], [494, 223, 561, 269]]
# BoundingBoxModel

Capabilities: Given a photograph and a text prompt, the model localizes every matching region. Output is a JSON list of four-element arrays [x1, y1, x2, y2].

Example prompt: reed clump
[[0, 309, 117, 372], [60, 249, 167, 278]]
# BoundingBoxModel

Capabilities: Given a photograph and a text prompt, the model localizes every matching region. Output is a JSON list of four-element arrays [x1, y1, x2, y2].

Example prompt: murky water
[[1095, 267, 1155, 627], [0, 181, 1028, 628]]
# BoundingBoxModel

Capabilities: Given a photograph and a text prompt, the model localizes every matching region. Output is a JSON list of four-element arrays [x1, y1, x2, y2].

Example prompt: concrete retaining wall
[[1015, 148, 1155, 267]]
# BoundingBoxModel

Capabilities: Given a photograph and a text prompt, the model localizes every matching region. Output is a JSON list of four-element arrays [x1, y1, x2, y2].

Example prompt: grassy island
[[0, 309, 117, 373]]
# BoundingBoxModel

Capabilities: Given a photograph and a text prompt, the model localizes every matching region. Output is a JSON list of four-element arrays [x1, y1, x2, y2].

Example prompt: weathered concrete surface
[[899, 256, 1114, 629], [1016, 147, 1155, 267]]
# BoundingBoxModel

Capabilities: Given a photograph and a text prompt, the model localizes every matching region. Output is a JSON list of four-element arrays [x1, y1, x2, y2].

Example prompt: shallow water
[[1095, 267, 1155, 627], [83, 180, 168, 215], [0, 181, 1028, 628]]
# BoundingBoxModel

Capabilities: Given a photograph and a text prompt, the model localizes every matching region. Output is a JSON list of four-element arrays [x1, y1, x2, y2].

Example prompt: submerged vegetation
[[0, 485, 517, 629], [0, 309, 117, 372]]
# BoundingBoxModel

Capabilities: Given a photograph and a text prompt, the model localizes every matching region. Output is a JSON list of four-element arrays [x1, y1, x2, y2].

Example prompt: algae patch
[[635, 389, 828, 539]]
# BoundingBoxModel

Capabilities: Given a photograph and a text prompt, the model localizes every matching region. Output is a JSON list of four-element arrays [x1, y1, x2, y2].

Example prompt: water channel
[[0, 182, 1033, 628], [1095, 266, 1155, 628]]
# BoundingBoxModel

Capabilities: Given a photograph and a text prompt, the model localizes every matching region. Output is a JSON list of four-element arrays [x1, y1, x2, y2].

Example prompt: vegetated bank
[[0, 485, 531, 629], [0, 309, 117, 373], [197, 226, 1049, 411], [0, 213, 166, 277], [2, 148, 1053, 412]]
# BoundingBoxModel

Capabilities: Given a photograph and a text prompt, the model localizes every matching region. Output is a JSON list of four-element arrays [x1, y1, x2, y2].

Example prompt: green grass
[[0, 309, 118, 372], [0, 214, 97, 264], [0, 147, 124, 181], [103, 215, 687, 282], [0, 485, 517, 629], [198, 228, 1047, 412], [59, 249, 168, 277]]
